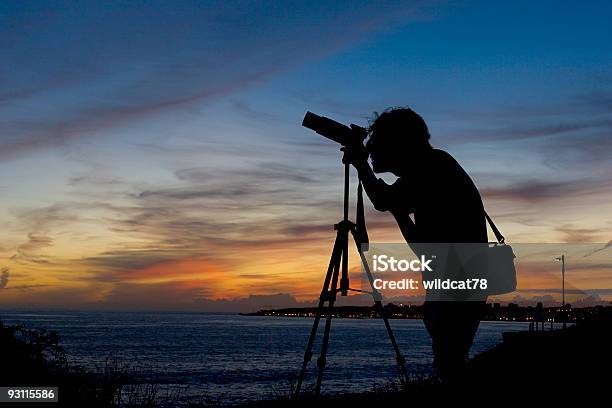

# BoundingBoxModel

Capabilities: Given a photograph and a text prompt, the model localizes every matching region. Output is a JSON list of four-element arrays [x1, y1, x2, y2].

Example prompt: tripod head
[[332, 178, 369, 297]]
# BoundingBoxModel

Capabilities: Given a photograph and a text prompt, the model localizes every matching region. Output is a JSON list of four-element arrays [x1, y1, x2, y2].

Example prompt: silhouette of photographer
[[342, 107, 487, 384]]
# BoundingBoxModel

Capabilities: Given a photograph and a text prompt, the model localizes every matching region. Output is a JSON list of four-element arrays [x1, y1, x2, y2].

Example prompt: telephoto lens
[[302, 111, 366, 146]]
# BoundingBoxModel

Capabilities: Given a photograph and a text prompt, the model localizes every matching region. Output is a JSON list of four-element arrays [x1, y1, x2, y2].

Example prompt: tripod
[[292, 163, 408, 398]]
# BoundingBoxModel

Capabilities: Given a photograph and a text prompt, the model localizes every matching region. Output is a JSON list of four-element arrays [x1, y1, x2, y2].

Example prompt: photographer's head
[[366, 107, 431, 175]]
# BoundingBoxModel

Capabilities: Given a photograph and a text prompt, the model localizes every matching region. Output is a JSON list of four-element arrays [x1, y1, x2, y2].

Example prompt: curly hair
[[367, 107, 431, 149]]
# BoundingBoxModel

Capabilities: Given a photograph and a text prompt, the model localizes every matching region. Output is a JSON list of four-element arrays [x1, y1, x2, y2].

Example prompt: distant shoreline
[[242, 303, 611, 323]]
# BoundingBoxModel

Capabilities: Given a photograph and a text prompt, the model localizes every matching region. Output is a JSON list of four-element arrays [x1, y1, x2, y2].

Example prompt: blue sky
[[1, 1, 611, 310]]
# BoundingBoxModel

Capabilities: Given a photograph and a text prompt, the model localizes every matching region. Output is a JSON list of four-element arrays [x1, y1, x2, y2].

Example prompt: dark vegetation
[[0, 321, 221, 407]]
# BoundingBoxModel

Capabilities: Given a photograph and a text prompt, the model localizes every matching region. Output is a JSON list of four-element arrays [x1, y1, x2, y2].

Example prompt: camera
[[302, 112, 367, 146]]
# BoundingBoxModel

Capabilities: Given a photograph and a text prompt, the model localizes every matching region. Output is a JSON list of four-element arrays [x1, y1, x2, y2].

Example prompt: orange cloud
[[117, 257, 228, 288]]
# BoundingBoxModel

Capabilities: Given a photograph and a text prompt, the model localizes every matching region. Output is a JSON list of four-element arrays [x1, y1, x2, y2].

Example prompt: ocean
[[1, 310, 529, 403]]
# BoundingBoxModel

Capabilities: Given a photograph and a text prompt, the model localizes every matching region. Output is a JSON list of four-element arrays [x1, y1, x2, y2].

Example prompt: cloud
[[102, 162, 345, 252], [81, 249, 191, 279], [12, 204, 81, 232], [2, 284, 49, 292], [175, 162, 320, 185], [82, 287, 311, 312], [428, 90, 612, 241], [555, 226, 604, 243], [284, 218, 396, 237], [509, 294, 557, 306], [571, 295, 609, 308], [18, 233, 53, 252], [0, 286, 105, 309], [481, 179, 590, 203], [445, 87, 612, 186], [460, 118, 612, 142], [583, 240, 612, 257], [0, 1, 434, 160], [92, 281, 212, 311], [0, 268, 9, 289], [480, 178, 612, 203], [4, 158, 345, 287], [8, 233, 54, 265]]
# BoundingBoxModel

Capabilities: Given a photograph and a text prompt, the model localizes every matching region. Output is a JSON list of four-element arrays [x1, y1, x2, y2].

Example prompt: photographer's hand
[[341, 143, 393, 213], [341, 143, 369, 169]]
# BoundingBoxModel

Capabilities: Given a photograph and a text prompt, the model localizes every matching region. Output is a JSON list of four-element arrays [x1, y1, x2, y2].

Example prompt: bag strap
[[484, 211, 505, 244]]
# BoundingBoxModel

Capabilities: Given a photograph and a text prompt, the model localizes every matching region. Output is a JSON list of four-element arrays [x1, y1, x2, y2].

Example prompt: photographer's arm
[[360, 162, 420, 243], [352, 160, 394, 212], [343, 145, 419, 243]]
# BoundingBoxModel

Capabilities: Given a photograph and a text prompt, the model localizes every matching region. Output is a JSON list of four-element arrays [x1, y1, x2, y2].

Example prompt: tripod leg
[[352, 233, 409, 386], [293, 230, 344, 398], [375, 301, 408, 386], [314, 231, 345, 396]]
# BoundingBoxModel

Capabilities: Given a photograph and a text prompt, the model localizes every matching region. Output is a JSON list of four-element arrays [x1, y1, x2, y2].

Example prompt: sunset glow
[[1, 1, 611, 311]]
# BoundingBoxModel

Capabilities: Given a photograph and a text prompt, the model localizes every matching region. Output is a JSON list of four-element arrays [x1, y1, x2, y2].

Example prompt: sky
[[1, 0, 611, 311]]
